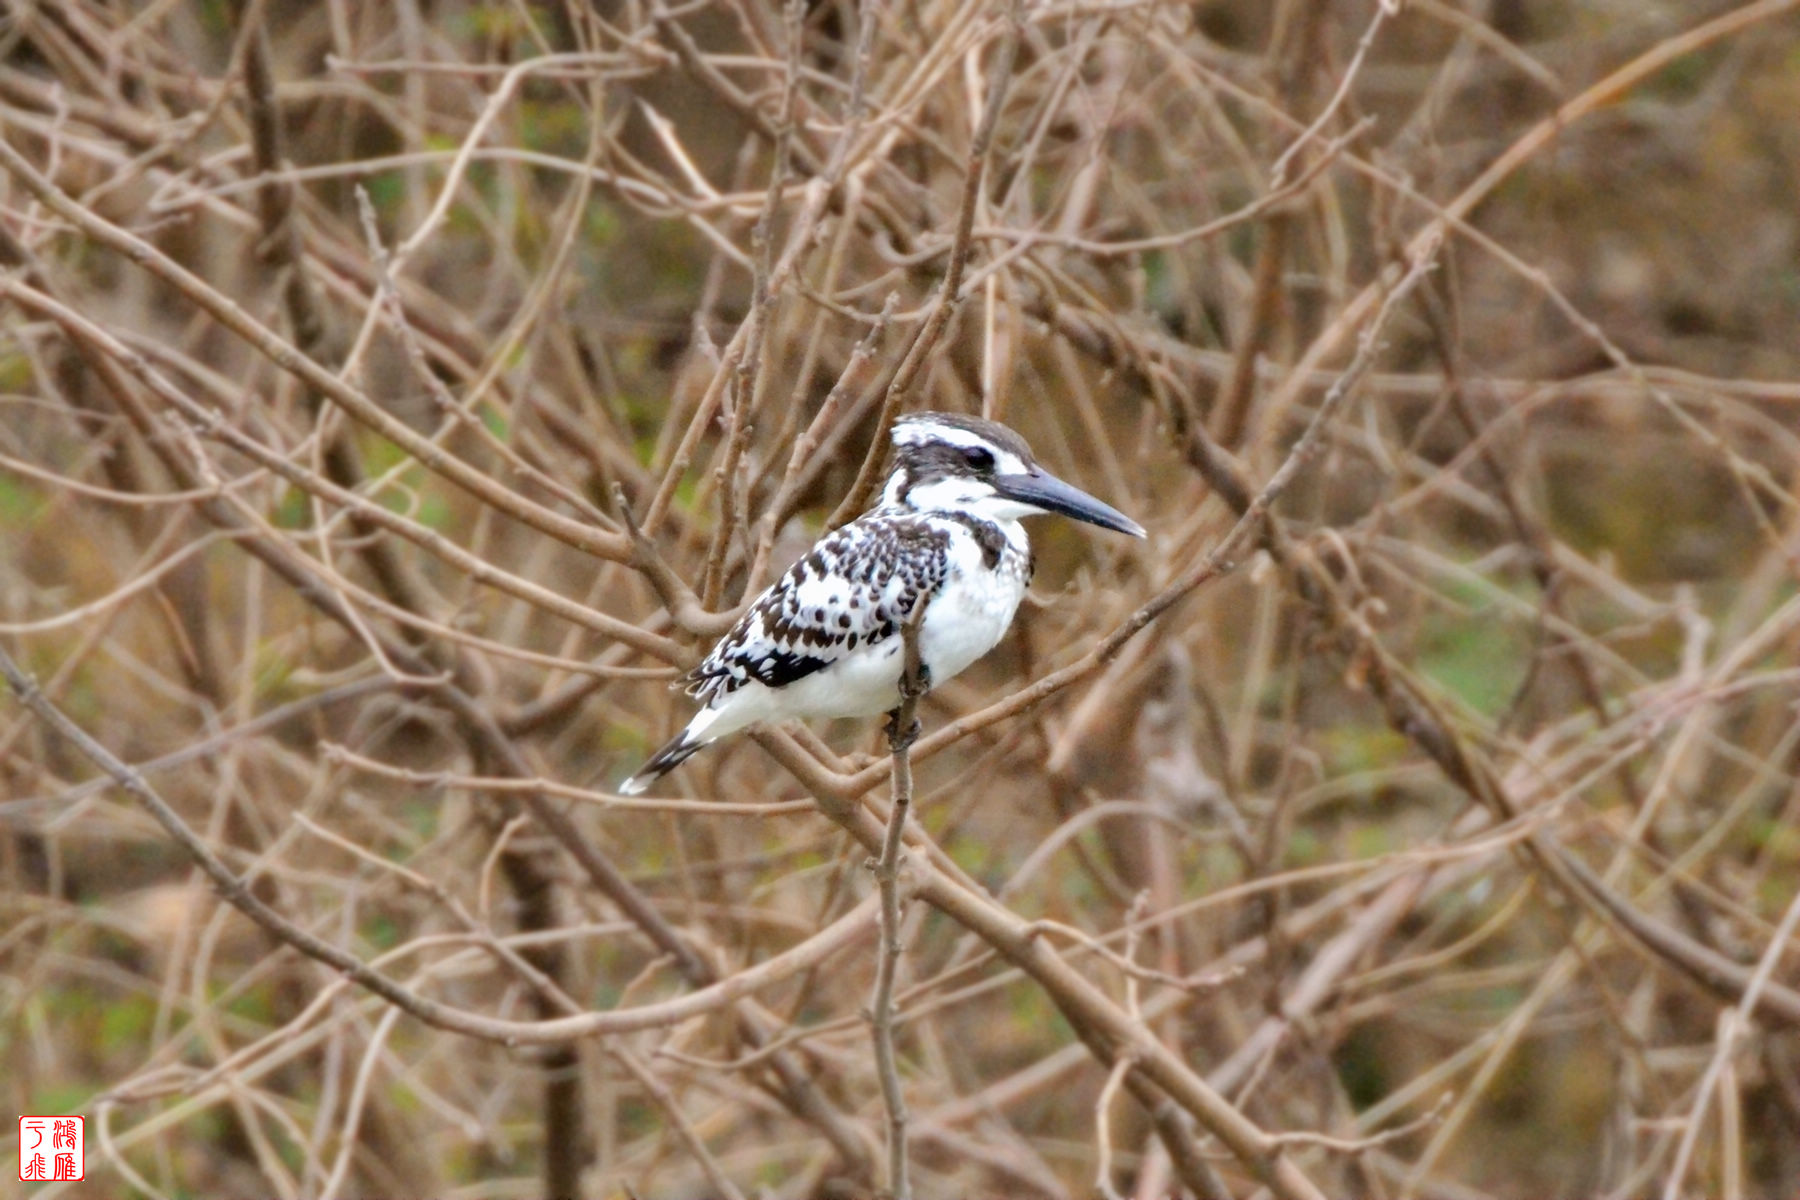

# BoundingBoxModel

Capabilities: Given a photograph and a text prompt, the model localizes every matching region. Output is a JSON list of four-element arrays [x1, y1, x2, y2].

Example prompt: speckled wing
[[686, 514, 951, 703]]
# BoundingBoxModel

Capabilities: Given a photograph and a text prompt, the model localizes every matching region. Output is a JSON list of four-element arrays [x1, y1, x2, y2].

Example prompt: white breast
[[916, 519, 1029, 686]]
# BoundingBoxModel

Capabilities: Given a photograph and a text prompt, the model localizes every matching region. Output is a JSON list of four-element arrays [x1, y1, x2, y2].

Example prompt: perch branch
[[869, 605, 930, 1199]]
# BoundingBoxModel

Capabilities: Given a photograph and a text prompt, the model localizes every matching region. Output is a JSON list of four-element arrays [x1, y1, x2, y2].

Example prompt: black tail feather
[[619, 731, 703, 795]]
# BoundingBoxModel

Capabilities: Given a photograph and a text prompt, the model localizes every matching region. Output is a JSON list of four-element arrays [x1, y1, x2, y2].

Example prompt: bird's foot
[[897, 660, 931, 703], [884, 709, 922, 751]]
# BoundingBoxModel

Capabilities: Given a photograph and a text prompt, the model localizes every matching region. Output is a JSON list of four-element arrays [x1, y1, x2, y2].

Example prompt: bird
[[618, 411, 1145, 795]]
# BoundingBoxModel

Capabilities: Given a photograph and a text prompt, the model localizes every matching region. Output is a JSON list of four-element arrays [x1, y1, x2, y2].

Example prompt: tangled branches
[[4, 1, 1800, 1197]]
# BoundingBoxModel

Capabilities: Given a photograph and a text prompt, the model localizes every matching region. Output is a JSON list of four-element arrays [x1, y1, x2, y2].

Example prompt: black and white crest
[[618, 411, 1144, 794]]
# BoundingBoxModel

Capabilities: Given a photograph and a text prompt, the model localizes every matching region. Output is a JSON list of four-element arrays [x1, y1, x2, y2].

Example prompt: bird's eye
[[962, 446, 995, 471]]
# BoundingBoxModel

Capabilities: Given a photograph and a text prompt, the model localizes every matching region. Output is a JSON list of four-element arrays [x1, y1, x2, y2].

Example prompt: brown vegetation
[[4, 1, 1800, 1197]]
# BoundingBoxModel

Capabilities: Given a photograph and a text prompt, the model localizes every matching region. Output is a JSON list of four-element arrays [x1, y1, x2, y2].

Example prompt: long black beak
[[994, 468, 1146, 538]]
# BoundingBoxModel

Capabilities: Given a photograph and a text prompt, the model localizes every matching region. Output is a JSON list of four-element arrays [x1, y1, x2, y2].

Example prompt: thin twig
[[1095, 891, 1151, 1200], [869, 604, 930, 1200], [827, 2, 1024, 527], [1661, 882, 1800, 1200], [1267, 1093, 1451, 1155]]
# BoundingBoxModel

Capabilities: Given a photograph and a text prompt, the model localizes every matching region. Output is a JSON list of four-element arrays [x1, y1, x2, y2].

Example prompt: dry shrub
[[3, 1, 1800, 1198]]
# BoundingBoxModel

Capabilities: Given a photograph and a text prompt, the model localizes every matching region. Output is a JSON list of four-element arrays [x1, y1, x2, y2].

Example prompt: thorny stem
[[870, 606, 928, 1200]]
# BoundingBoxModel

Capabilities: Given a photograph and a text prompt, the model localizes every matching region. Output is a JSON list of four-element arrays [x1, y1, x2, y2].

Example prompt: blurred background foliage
[[3, 0, 1800, 1197]]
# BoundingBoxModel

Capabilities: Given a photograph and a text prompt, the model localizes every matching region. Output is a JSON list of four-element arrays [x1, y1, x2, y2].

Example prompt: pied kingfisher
[[619, 411, 1145, 794]]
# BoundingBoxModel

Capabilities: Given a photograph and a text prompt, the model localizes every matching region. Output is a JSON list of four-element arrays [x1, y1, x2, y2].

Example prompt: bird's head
[[880, 412, 1145, 537]]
